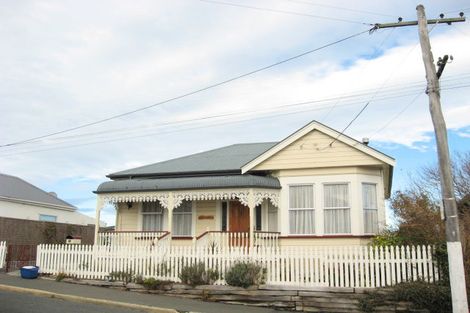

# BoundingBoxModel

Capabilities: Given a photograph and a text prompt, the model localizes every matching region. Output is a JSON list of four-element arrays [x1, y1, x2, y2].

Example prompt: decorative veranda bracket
[[98, 188, 279, 209]]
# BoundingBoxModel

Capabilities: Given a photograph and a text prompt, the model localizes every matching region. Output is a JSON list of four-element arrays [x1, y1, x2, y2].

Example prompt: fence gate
[[5, 244, 36, 272]]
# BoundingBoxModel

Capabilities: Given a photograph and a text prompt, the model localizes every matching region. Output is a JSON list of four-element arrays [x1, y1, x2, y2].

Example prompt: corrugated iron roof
[[96, 174, 280, 193], [108, 142, 277, 178]]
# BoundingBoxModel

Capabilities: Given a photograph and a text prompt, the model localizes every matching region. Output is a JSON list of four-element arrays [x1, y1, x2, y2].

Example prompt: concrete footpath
[[0, 273, 284, 313]]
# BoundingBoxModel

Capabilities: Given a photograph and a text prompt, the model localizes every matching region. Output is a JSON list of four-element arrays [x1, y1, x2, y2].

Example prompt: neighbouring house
[[94, 120, 395, 248], [0, 173, 97, 226]]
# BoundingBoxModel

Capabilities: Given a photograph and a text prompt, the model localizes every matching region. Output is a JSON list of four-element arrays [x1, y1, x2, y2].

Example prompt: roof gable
[[0, 174, 75, 210], [242, 121, 395, 173]]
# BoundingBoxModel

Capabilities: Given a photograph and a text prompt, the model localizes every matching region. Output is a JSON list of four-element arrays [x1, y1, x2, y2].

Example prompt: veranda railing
[[37, 244, 439, 288], [195, 231, 280, 248], [97, 231, 170, 247]]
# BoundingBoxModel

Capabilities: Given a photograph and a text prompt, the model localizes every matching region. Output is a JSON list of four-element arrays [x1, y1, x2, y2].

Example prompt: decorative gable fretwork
[[98, 188, 279, 209]]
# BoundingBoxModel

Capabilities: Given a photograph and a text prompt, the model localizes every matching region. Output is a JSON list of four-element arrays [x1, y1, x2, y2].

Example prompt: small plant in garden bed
[[109, 271, 134, 285], [225, 262, 266, 288], [55, 272, 67, 282], [178, 262, 219, 286], [142, 277, 173, 290]]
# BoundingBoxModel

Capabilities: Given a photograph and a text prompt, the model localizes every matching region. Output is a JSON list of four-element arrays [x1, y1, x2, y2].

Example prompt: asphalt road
[[0, 290, 148, 313]]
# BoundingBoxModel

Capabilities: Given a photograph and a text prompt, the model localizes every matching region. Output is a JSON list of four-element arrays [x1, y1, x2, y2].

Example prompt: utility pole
[[374, 5, 468, 313], [416, 5, 468, 312]]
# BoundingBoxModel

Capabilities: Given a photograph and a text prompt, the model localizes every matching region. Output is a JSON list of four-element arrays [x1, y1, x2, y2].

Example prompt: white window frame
[[288, 184, 315, 235], [323, 182, 351, 235], [141, 202, 164, 231], [267, 201, 278, 232], [362, 182, 379, 234], [172, 200, 193, 237], [39, 214, 57, 222]]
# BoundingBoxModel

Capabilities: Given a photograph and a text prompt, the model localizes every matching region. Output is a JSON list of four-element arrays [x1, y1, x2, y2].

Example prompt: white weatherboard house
[[0, 173, 97, 226], [94, 121, 395, 248]]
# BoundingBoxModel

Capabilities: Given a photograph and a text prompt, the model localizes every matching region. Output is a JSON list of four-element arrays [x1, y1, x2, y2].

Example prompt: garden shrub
[[134, 275, 144, 285], [392, 280, 451, 313], [225, 262, 265, 288], [142, 277, 172, 290], [178, 262, 219, 286]]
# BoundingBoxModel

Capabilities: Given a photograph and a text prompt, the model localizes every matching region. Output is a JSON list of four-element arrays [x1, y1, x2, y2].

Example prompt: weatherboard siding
[[273, 167, 382, 177], [196, 200, 217, 236], [116, 203, 139, 231], [252, 130, 383, 171]]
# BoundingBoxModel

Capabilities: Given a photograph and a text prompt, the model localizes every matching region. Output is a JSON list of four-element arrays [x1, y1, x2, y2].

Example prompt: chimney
[[48, 192, 57, 197], [362, 137, 369, 146]]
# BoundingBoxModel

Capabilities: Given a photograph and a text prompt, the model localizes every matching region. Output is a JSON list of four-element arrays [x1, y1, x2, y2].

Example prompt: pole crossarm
[[375, 17, 465, 29]]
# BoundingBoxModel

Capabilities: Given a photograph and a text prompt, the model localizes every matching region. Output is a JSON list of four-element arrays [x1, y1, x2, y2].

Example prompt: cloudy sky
[[1, 0, 469, 225]]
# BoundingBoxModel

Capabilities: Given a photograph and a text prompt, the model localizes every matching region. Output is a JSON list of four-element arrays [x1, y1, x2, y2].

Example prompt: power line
[[7, 77, 433, 146], [2, 73, 468, 151], [369, 91, 424, 136], [198, 0, 374, 25], [281, 0, 396, 18], [0, 28, 372, 149], [2, 83, 468, 156]]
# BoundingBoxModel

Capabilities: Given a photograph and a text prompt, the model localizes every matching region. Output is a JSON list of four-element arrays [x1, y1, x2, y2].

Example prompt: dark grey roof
[[108, 142, 278, 178], [0, 173, 75, 209], [96, 175, 280, 193]]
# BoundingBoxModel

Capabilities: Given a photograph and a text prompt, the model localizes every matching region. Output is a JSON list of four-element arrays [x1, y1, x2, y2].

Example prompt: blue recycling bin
[[20, 266, 39, 279]]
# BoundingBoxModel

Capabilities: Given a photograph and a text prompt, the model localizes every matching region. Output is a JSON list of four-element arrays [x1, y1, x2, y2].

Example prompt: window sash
[[289, 185, 314, 208], [324, 183, 350, 208], [172, 201, 192, 236], [289, 184, 315, 234], [363, 183, 378, 233], [267, 203, 278, 232]]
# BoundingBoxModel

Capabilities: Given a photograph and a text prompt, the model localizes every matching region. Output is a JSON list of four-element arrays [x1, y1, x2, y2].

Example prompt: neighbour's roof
[[108, 142, 278, 178], [0, 173, 75, 209], [96, 174, 281, 193]]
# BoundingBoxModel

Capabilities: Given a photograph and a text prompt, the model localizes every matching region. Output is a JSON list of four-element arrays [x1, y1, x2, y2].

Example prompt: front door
[[229, 201, 250, 246]]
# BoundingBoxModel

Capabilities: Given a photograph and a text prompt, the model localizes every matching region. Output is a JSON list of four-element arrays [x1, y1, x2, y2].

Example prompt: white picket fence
[[36, 244, 439, 288], [0, 241, 6, 269]]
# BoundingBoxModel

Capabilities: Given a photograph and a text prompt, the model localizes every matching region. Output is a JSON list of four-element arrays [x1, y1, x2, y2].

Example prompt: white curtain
[[142, 202, 164, 231], [324, 184, 350, 234], [289, 185, 314, 208], [363, 183, 378, 234], [324, 209, 350, 234], [289, 185, 315, 234], [173, 201, 192, 236], [268, 203, 278, 232], [289, 209, 315, 234]]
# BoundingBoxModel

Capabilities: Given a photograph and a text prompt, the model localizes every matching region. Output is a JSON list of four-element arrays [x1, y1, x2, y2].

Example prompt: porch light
[[127, 202, 133, 209]]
